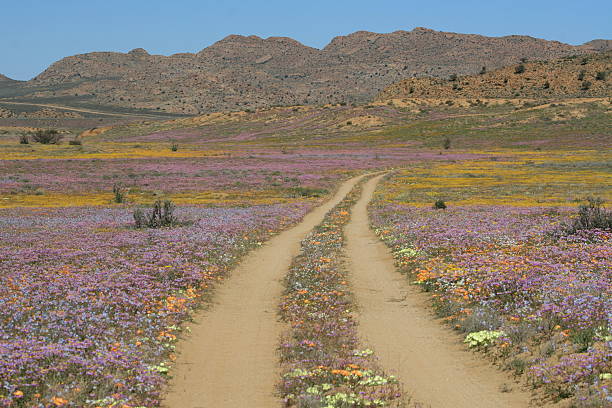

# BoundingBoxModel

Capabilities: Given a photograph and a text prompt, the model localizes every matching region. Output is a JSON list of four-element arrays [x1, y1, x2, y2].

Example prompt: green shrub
[[443, 137, 451, 150], [433, 199, 447, 209], [514, 64, 526, 74], [564, 197, 612, 234], [581, 80, 592, 90], [134, 200, 178, 229], [289, 187, 328, 198], [31, 129, 62, 144], [112, 183, 127, 203]]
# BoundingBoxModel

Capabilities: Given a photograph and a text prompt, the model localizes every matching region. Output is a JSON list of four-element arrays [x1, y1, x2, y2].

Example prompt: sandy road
[[345, 175, 534, 408], [163, 174, 368, 408]]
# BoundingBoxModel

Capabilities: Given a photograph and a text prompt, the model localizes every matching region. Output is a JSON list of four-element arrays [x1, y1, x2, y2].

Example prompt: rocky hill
[[580, 40, 612, 52], [2, 28, 608, 114], [0, 74, 15, 82], [377, 52, 611, 100]]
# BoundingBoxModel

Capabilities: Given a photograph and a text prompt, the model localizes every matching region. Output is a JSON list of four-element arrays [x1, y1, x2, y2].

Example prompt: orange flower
[[13, 390, 24, 398], [52, 397, 68, 406]]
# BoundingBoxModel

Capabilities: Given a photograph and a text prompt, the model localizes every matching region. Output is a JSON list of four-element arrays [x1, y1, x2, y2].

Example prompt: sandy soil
[[345, 175, 536, 408], [0, 101, 172, 119], [163, 174, 367, 408]]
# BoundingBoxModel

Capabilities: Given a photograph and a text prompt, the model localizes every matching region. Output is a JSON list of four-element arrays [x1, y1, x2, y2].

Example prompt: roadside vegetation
[[370, 161, 611, 405], [279, 179, 405, 407]]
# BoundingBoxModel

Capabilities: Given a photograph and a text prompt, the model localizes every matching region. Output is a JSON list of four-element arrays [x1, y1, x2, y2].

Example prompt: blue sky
[[1, 0, 611, 80]]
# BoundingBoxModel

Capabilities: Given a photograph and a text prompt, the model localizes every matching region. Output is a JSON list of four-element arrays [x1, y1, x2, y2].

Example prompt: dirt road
[[345, 175, 534, 408], [163, 174, 367, 408], [0, 100, 175, 119]]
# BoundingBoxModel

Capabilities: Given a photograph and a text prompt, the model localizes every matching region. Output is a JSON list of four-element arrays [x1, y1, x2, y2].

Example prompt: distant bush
[[171, 143, 178, 151], [562, 197, 612, 234], [577, 70, 586, 81], [133, 200, 178, 228], [433, 200, 447, 209], [543, 81, 550, 89], [289, 187, 328, 198], [19, 134, 29, 144], [514, 64, 526, 74], [479, 66, 486, 75], [69, 139, 82, 145], [448, 74, 458, 82], [31, 129, 62, 144], [581, 80, 592, 90], [580, 57, 589, 65], [443, 137, 451, 150], [595, 71, 607, 81], [112, 183, 127, 203]]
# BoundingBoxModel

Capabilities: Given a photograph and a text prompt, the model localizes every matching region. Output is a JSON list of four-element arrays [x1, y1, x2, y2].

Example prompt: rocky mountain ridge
[[2, 27, 609, 114]]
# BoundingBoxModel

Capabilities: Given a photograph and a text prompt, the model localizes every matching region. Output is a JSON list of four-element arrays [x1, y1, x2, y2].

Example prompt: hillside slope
[[377, 52, 612, 100], [1, 28, 605, 114]]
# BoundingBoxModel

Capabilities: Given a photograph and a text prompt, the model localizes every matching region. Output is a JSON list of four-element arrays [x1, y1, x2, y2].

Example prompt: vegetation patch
[[370, 172, 611, 405], [279, 180, 404, 407]]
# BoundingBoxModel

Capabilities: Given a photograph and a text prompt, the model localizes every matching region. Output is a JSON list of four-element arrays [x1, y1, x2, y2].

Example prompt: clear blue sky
[[2, 0, 611, 80]]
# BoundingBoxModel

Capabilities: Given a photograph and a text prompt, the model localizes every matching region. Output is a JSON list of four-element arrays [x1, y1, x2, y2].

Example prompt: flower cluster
[[0, 203, 310, 407], [370, 203, 611, 404], [279, 182, 404, 407]]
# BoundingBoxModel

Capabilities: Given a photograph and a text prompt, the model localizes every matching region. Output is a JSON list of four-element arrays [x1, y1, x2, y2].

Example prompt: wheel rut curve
[[163, 174, 367, 408], [344, 174, 535, 408]]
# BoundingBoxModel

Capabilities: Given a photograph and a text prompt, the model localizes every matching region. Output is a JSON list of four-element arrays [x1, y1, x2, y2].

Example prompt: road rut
[[345, 175, 534, 408], [164, 174, 366, 407]]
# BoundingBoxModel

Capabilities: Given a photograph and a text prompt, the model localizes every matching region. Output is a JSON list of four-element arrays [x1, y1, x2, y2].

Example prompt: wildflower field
[[0, 99, 610, 406], [0, 204, 313, 407], [370, 153, 611, 405]]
